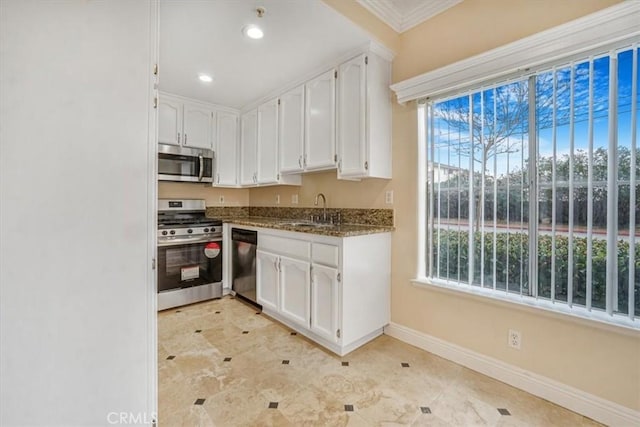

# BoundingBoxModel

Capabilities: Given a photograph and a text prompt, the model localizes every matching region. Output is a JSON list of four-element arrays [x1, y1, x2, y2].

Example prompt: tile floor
[[158, 296, 601, 426]]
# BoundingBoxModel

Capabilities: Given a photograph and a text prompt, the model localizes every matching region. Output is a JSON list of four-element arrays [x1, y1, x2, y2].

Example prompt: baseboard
[[384, 322, 639, 427]]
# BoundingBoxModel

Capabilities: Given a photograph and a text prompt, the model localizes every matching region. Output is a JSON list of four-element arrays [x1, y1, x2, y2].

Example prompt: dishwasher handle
[[231, 228, 257, 245]]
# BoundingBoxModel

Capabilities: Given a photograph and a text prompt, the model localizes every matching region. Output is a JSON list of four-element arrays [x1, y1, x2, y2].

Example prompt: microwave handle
[[198, 155, 204, 182]]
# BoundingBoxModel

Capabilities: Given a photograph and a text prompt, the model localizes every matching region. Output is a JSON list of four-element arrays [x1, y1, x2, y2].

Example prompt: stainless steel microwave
[[157, 143, 214, 183]]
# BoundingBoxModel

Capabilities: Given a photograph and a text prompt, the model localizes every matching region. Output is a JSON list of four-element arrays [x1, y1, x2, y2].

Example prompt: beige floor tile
[[158, 297, 601, 427]]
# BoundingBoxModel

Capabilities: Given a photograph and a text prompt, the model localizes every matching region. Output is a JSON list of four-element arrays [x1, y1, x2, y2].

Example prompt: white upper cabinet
[[305, 69, 337, 171], [337, 55, 366, 177], [240, 109, 258, 185], [158, 93, 213, 150], [279, 85, 305, 174], [257, 98, 279, 185], [183, 103, 212, 149], [240, 101, 301, 188], [337, 53, 392, 179], [158, 96, 182, 146], [215, 111, 239, 186]]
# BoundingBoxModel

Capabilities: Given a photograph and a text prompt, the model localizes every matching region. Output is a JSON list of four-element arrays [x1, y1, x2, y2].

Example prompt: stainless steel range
[[157, 199, 223, 310]]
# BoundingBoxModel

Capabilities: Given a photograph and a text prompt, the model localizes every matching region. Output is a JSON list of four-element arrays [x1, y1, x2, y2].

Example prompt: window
[[424, 44, 639, 326]]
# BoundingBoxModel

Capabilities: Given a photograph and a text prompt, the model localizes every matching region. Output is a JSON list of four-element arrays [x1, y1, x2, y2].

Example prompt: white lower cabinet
[[279, 256, 311, 328], [252, 227, 391, 356], [256, 250, 279, 312], [310, 263, 339, 343]]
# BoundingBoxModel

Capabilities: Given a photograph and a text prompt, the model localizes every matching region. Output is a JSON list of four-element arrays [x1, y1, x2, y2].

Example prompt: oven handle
[[198, 155, 204, 182], [158, 236, 222, 247]]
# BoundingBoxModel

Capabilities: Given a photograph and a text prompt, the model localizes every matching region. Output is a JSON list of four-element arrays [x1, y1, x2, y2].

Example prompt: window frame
[[415, 43, 640, 331]]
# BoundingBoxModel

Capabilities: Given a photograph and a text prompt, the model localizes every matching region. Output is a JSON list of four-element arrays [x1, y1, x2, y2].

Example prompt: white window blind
[[425, 44, 639, 325]]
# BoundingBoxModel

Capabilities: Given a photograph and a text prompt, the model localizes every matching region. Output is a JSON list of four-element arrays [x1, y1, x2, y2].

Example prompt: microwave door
[[158, 153, 200, 182], [157, 145, 214, 183], [197, 155, 214, 182]]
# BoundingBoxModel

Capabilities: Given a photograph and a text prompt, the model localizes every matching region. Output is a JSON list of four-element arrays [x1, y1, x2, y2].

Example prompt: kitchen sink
[[280, 221, 335, 228]]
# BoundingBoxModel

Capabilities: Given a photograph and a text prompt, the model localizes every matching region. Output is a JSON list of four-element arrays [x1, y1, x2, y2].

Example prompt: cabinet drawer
[[312, 243, 339, 267], [259, 234, 310, 259]]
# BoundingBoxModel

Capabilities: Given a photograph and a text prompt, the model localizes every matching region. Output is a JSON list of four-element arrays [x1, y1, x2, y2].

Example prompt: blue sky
[[431, 46, 639, 179]]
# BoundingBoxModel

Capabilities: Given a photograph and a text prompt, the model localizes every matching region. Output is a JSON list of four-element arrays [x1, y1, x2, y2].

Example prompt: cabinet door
[[311, 264, 339, 343], [305, 69, 336, 170], [183, 103, 212, 149], [257, 98, 279, 184], [279, 255, 311, 328], [279, 85, 305, 173], [215, 111, 238, 186], [158, 96, 182, 146], [256, 250, 279, 312], [337, 54, 367, 178], [240, 110, 258, 186]]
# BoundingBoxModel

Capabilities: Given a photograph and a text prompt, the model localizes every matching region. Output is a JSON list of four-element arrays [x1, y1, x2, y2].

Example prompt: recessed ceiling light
[[243, 24, 263, 40], [198, 74, 213, 83]]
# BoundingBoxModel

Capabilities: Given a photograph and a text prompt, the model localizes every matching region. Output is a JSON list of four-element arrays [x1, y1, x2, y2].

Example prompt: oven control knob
[[187, 229, 193, 234], [169, 230, 175, 235], [162, 231, 168, 236], [204, 228, 209, 233]]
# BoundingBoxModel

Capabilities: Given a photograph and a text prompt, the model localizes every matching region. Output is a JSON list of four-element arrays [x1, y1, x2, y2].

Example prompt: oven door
[[157, 237, 223, 292]]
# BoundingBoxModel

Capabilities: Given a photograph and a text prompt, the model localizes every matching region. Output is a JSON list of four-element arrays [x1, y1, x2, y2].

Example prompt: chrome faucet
[[314, 193, 327, 222]]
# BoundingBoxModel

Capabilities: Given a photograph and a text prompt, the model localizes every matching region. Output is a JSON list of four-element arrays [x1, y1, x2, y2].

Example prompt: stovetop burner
[[157, 199, 223, 239], [157, 199, 221, 229], [158, 218, 222, 229]]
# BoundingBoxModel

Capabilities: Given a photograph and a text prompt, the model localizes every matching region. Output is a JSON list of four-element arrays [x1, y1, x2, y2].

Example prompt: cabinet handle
[[338, 159, 342, 172], [278, 258, 281, 271], [303, 155, 307, 168], [177, 133, 180, 144], [216, 173, 220, 183], [274, 258, 278, 271], [364, 161, 368, 170], [184, 133, 188, 144], [298, 156, 302, 168]]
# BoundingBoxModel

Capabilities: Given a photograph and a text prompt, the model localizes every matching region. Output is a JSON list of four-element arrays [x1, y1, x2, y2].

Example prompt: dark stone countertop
[[218, 216, 394, 237]]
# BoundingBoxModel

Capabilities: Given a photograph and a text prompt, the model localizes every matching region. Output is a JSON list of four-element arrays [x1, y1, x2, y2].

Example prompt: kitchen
[[155, 1, 398, 421], [2, 0, 638, 426]]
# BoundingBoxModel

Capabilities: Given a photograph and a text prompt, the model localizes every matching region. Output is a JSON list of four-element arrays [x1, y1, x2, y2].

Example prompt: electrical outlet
[[291, 194, 298, 204], [275, 194, 280, 205], [508, 329, 521, 350], [385, 190, 394, 204], [219, 195, 224, 204]]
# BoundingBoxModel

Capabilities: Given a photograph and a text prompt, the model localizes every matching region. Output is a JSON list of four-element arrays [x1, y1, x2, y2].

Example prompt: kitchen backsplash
[[205, 206, 250, 218], [206, 206, 393, 227]]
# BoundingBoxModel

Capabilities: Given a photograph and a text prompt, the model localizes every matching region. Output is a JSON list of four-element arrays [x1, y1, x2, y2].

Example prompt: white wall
[[0, 1, 157, 425]]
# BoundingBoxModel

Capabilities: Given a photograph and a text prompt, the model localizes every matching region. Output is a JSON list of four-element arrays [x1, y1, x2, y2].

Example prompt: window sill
[[411, 277, 640, 336]]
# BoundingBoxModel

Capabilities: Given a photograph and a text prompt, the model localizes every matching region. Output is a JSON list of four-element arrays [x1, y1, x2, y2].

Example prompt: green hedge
[[433, 230, 640, 315]]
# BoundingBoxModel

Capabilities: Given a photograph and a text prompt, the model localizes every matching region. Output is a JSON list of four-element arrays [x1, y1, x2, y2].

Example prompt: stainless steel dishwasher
[[231, 228, 259, 307]]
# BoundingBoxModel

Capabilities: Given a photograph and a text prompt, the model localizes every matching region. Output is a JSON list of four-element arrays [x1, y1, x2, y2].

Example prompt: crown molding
[[356, 0, 403, 32], [391, 1, 640, 104], [400, 0, 463, 32], [357, 0, 462, 33]]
